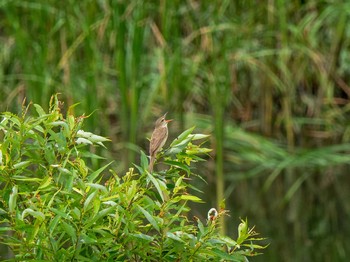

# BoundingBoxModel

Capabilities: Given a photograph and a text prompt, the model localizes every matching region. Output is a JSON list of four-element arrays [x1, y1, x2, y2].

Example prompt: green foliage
[[2, 1, 350, 260], [0, 97, 266, 261]]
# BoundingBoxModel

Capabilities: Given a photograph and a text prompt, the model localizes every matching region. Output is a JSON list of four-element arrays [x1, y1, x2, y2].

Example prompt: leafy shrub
[[0, 96, 266, 261]]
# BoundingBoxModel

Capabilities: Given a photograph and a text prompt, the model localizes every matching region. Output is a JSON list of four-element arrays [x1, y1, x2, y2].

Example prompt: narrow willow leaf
[[170, 126, 195, 147], [62, 221, 77, 241], [173, 176, 184, 194], [130, 233, 154, 242], [9, 185, 18, 213], [186, 148, 212, 154], [80, 151, 106, 160], [48, 121, 69, 130], [87, 161, 113, 183], [85, 207, 115, 227], [58, 167, 71, 175], [188, 134, 210, 140], [34, 104, 46, 117], [49, 208, 70, 219], [168, 202, 188, 227], [180, 195, 204, 203], [72, 187, 84, 196], [210, 248, 245, 261], [171, 137, 193, 151], [241, 243, 269, 249], [163, 160, 191, 174], [33, 125, 45, 133], [84, 191, 98, 212], [166, 232, 185, 242], [22, 208, 45, 221], [86, 183, 107, 193], [76, 130, 110, 142], [197, 218, 205, 235], [13, 160, 31, 169], [147, 172, 165, 202], [12, 176, 42, 182], [219, 235, 238, 247], [38, 176, 52, 190], [49, 215, 60, 234], [164, 147, 183, 155], [80, 233, 97, 244], [0, 227, 12, 232], [76, 137, 93, 145], [101, 195, 119, 202], [89, 134, 111, 143], [140, 150, 148, 170], [137, 205, 160, 232]]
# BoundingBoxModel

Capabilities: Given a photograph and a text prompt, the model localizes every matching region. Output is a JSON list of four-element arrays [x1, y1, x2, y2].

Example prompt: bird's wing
[[149, 127, 167, 156]]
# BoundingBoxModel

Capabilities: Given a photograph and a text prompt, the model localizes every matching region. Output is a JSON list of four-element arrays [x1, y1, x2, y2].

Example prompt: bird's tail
[[148, 156, 155, 172]]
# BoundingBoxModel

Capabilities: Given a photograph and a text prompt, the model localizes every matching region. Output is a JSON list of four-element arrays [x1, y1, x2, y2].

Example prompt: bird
[[148, 113, 172, 172]]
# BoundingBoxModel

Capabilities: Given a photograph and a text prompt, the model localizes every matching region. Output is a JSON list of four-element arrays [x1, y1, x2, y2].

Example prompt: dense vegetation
[[0, 96, 266, 260], [1, 1, 349, 261]]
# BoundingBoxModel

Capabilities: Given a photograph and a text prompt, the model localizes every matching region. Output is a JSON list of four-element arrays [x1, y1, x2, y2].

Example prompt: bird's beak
[[165, 119, 173, 123]]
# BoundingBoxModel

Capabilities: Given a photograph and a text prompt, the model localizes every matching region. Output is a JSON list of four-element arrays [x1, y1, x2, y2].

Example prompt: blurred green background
[[1, 1, 350, 261]]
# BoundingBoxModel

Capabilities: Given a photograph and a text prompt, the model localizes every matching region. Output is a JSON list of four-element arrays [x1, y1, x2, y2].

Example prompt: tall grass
[[1, 1, 350, 260]]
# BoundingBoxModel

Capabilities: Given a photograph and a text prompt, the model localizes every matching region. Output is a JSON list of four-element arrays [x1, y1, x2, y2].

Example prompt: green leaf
[[76, 130, 110, 142], [173, 176, 184, 194], [241, 243, 269, 249], [163, 160, 191, 174], [237, 219, 249, 244], [12, 176, 42, 182], [171, 137, 193, 151], [22, 208, 45, 221], [170, 126, 195, 147], [188, 134, 210, 140], [13, 160, 31, 169], [38, 176, 52, 190], [80, 233, 97, 244], [62, 221, 77, 241], [76, 137, 93, 145], [140, 150, 149, 170], [166, 232, 185, 243], [49, 215, 61, 234], [50, 208, 70, 219], [80, 151, 106, 160], [130, 233, 154, 242], [84, 191, 98, 212], [180, 194, 204, 203], [0, 227, 12, 232], [9, 185, 18, 213], [210, 248, 245, 261], [87, 161, 113, 183], [48, 120, 69, 130], [58, 167, 71, 175], [164, 147, 183, 155], [137, 205, 160, 232], [197, 218, 205, 235], [219, 235, 238, 247], [186, 147, 212, 154], [34, 104, 46, 117], [86, 183, 108, 193], [89, 134, 111, 143], [85, 207, 115, 227], [147, 172, 165, 202]]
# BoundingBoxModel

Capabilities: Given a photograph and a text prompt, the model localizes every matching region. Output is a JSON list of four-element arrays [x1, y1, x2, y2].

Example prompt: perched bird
[[149, 113, 172, 172]]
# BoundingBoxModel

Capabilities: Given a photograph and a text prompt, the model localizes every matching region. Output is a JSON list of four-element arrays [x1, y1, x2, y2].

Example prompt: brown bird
[[149, 113, 172, 172]]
